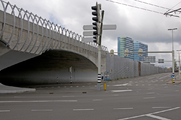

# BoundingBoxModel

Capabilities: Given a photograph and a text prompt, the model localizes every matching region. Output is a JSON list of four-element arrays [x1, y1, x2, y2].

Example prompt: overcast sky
[[2, 0, 181, 67]]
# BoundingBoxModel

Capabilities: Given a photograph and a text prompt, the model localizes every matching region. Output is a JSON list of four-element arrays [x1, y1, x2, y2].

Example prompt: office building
[[117, 37, 148, 61], [117, 37, 134, 60], [134, 41, 148, 61]]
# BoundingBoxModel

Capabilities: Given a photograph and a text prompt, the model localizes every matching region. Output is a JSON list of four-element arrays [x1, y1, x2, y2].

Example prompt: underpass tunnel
[[0, 50, 97, 86]]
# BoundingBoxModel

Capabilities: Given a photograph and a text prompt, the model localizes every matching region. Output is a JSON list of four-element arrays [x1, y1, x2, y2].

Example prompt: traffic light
[[91, 2, 101, 44]]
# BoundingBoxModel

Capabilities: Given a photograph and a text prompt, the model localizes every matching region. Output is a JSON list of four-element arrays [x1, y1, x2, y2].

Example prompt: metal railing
[[0, 0, 108, 55]]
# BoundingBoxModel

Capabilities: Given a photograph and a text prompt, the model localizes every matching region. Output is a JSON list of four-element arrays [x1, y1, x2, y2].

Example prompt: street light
[[177, 50, 181, 79], [168, 28, 177, 83]]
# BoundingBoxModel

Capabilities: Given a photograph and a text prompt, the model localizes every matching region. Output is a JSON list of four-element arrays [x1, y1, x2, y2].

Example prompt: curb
[[0, 89, 36, 94]]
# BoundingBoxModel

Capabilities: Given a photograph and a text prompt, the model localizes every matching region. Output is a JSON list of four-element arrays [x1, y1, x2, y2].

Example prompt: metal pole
[[168, 28, 177, 83], [97, 10, 104, 91], [172, 30, 175, 83], [97, 45, 101, 90], [179, 52, 180, 79]]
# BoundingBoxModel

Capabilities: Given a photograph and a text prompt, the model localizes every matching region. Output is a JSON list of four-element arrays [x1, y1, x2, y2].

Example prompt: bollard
[[172, 78, 173, 83], [104, 83, 106, 91]]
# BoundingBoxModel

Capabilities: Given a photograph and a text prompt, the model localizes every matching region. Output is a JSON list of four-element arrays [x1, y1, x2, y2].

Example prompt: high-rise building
[[117, 37, 134, 60], [134, 41, 148, 61], [117, 37, 148, 61]]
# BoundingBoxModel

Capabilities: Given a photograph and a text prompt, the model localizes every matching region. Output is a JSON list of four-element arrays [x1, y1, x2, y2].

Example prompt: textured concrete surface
[[0, 83, 35, 93]]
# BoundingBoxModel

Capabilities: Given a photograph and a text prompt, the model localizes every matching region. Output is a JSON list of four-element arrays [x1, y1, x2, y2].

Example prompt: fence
[[105, 53, 171, 80]]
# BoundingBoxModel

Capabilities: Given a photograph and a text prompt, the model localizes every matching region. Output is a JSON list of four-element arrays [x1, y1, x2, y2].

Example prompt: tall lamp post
[[177, 50, 181, 79], [168, 28, 177, 83]]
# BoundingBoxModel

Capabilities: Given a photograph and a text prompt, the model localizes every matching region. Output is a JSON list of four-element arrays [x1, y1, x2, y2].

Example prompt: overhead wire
[[165, 0, 181, 13], [106, 0, 164, 15], [133, 0, 170, 10]]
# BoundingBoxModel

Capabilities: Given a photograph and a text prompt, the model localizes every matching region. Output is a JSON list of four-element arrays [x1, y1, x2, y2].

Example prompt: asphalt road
[[0, 73, 181, 120]]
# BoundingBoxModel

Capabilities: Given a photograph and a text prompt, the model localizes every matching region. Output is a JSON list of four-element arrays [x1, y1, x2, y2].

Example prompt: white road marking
[[144, 97, 155, 99], [113, 83, 128, 86], [31, 109, 52, 112], [111, 90, 132, 93], [73, 109, 94, 111], [114, 108, 133, 110], [0, 110, 10, 112], [117, 107, 180, 120], [152, 107, 170, 109], [0, 100, 77, 103], [146, 114, 171, 120]]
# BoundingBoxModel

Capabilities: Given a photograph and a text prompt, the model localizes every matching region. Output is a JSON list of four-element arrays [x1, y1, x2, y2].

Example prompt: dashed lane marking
[[111, 90, 132, 93], [31, 109, 52, 112], [114, 108, 133, 110], [73, 109, 94, 111], [0, 100, 77, 103], [113, 83, 128, 86]]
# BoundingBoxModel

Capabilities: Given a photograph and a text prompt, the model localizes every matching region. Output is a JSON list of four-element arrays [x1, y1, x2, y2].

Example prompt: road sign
[[158, 59, 164, 63], [83, 25, 117, 30], [143, 56, 156, 63], [171, 75, 174, 78]]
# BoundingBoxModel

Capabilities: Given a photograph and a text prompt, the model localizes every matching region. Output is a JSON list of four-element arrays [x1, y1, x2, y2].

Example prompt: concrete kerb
[[0, 83, 36, 94]]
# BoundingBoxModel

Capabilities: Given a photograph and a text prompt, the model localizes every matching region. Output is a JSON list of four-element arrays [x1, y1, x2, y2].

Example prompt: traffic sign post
[[83, 2, 116, 91]]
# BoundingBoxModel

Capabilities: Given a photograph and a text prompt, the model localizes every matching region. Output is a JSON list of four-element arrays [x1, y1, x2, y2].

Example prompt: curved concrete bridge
[[0, 0, 107, 86]]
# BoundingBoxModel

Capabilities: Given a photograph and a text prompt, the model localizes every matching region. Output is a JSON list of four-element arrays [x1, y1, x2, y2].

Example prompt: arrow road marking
[[146, 114, 171, 120], [118, 107, 180, 120]]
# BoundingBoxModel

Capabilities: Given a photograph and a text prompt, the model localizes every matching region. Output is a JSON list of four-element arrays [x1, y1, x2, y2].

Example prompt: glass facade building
[[134, 41, 148, 61], [117, 37, 148, 61], [117, 37, 134, 60]]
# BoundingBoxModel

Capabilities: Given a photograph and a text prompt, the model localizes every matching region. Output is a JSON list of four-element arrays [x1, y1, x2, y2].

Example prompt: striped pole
[[97, 45, 101, 91]]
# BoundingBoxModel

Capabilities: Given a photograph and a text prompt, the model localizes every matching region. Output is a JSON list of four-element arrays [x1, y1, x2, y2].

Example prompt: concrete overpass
[[0, 0, 171, 87], [0, 0, 107, 86]]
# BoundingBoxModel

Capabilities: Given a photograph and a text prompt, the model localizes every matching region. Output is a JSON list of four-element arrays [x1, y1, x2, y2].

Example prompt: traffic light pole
[[97, 10, 104, 91]]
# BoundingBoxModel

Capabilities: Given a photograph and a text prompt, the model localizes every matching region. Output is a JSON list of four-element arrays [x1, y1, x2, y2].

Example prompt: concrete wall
[[106, 54, 171, 80], [0, 50, 97, 86]]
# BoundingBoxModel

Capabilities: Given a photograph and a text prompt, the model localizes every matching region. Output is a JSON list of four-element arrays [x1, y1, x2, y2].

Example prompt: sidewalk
[[0, 83, 36, 93]]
